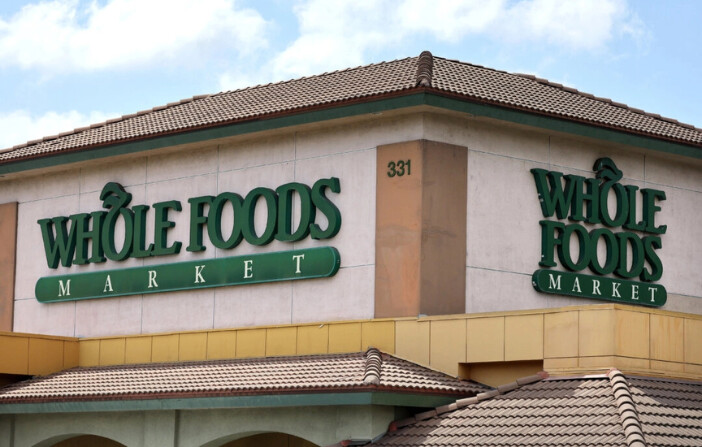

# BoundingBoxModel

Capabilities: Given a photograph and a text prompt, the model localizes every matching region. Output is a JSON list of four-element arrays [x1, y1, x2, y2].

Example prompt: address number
[[387, 159, 412, 178]]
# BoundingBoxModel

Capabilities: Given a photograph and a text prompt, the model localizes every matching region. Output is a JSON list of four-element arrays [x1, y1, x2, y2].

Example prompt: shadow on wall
[[43, 435, 126, 447], [42, 432, 319, 447], [220, 432, 319, 447]]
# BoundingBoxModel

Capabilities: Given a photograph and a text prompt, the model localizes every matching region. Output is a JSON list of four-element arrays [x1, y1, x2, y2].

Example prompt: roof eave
[[422, 89, 702, 159], [0, 89, 428, 176], [2, 87, 701, 177], [0, 389, 468, 414], [425, 87, 702, 150]]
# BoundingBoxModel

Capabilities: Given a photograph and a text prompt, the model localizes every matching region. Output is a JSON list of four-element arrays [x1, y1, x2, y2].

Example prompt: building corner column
[[375, 140, 467, 318], [0, 202, 18, 332]]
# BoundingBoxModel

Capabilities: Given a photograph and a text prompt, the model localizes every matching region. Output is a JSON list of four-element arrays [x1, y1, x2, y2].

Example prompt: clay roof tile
[[0, 350, 485, 404], [1, 52, 700, 164], [373, 371, 702, 446]]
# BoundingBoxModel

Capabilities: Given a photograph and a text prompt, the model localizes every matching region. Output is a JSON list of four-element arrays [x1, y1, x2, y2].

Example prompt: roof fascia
[[0, 391, 457, 414], [2, 91, 700, 176]]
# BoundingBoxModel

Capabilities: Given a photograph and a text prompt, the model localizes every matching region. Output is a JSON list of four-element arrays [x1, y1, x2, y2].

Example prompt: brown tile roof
[[629, 376, 702, 446], [1, 51, 700, 164], [373, 370, 702, 447], [0, 348, 485, 404]]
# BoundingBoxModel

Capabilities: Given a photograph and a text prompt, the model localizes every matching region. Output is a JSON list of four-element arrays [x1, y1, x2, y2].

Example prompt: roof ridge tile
[[362, 347, 381, 385], [415, 50, 433, 87], [608, 368, 648, 447], [514, 73, 536, 80]]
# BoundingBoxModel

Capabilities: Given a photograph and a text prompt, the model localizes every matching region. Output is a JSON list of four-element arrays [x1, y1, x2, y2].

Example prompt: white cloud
[[270, 0, 395, 80], [0, 0, 268, 73], [272, 0, 395, 79], [497, 0, 630, 50], [400, 0, 636, 49], [397, 0, 507, 40], [270, 0, 642, 79], [0, 109, 114, 150]]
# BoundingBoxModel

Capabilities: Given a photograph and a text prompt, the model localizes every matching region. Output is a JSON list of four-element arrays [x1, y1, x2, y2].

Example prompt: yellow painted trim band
[[3, 304, 701, 383], [0, 332, 78, 376]]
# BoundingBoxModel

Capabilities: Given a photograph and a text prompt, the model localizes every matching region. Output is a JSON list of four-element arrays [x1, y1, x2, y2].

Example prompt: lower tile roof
[[372, 370, 702, 447], [630, 376, 702, 446], [0, 348, 486, 404]]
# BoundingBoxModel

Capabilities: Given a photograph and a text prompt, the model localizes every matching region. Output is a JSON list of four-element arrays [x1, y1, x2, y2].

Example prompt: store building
[[0, 51, 701, 446]]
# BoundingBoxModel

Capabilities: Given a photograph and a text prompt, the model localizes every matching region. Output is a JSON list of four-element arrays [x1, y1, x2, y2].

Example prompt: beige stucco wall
[[1, 113, 434, 337], [1, 110, 700, 338], [423, 112, 701, 315]]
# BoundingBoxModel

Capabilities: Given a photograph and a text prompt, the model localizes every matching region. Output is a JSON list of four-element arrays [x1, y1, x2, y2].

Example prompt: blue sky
[[0, 0, 699, 150]]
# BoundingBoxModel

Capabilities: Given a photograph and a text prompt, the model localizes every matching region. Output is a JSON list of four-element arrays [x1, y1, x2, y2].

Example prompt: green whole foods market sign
[[35, 178, 342, 302], [36, 247, 340, 303], [531, 158, 667, 307]]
